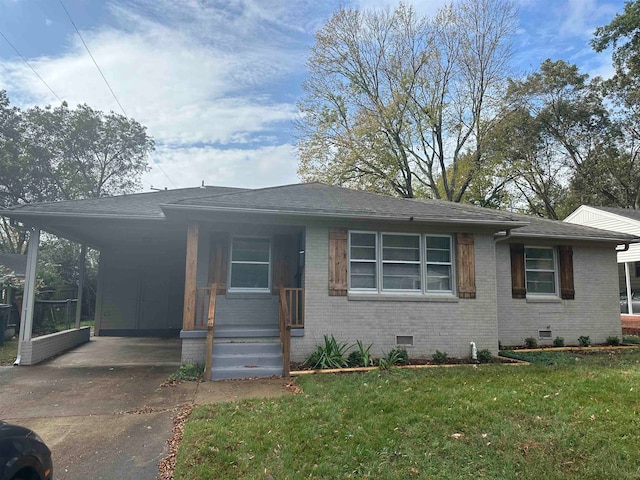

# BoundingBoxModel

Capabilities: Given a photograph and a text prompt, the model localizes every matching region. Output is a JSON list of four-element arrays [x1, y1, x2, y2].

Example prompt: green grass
[[0, 338, 18, 365], [174, 349, 640, 479], [168, 363, 204, 382]]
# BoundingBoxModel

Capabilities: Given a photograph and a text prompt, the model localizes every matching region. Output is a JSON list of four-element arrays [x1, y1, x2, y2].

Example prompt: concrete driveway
[[0, 336, 291, 480]]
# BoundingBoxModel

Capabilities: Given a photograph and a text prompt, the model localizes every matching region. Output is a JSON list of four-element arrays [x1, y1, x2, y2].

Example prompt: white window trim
[[524, 246, 558, 296], [348, 230, 378, 292], [381, 232, 422, 293], [424, 234, 454, 294], [347, 231, 454, 296], [228, 236, 272, 293]]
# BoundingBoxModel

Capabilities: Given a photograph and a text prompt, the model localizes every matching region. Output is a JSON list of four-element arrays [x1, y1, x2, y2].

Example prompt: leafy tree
[[297, 0, 517, 201], [0, 91, 154, 253]]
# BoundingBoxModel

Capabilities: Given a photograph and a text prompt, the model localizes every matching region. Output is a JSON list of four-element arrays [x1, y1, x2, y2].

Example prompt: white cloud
[[144, 143, 299, 190]]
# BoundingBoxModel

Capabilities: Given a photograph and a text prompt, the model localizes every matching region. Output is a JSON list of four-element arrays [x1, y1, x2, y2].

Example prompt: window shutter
[[558, 245, 575, 300], [510, 243, 526, 299], [328, 227, 348, 296], [208, 233, 228, 294], [272, 234, 293, 295], [455, 233, 476, 299]]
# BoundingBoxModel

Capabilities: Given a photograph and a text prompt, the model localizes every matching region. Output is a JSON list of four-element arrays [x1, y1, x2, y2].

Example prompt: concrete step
[[214, 342, 282, 355], [211, 365, 283, 381], [214, 324, 279, 338], [213, 352, 283, 368], [210, 341, 284, 381]]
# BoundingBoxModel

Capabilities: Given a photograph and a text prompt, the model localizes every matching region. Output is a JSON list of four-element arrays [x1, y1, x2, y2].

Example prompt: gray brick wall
[[291, 225, 500, 362], [20, 327, 91, 365], [496, 243, 621, 347], [181, 337, 206, 365]]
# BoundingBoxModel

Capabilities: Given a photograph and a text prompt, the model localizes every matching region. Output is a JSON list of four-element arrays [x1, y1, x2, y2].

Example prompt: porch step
[[214, 324, 279, 338], [211, 341, 283, 381]]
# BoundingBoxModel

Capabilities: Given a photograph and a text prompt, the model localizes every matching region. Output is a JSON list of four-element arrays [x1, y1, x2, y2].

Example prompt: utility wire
[[0, 29, 64, 103], [58, 0, 128, 117]]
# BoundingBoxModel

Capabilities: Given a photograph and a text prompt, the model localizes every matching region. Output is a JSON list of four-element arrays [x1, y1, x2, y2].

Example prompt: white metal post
[[625, 262, 633, 315], [15, 227, 40, 365], [75, 244, 87, 329]]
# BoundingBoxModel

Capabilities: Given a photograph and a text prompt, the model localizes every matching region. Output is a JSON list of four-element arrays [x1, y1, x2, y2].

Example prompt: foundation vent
[[538, 330, 552, 339], [396, 335, 414, 346]]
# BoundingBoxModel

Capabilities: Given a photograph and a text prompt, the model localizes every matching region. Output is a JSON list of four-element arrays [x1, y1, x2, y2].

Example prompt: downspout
[[494, 229, 512, 243]]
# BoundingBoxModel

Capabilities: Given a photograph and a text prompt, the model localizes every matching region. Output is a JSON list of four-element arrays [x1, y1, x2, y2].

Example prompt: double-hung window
[[348, 231, 453, 294], [229, 237, 271, 292], [382, 234, 421, 291], [425, 235, 453, 292], [524, 247, 556, 295]]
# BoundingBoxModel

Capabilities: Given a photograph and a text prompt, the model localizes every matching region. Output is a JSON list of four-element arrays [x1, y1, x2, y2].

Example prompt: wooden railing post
[[182, 223, 199, 331], [204, 283, 217, 381]]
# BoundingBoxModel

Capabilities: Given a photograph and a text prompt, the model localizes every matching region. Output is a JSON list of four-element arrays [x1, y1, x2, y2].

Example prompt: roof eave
[[0, 210, 166, 222], [510, 232, 640, 243]]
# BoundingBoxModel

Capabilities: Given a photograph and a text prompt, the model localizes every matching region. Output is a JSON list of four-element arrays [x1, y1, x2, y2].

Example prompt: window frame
[[524, 246, 558, 296], [228, 236, 272, 293], [424, 234, 454, 294], [381, 232, 422, 293], [347, 231, 454, 295]]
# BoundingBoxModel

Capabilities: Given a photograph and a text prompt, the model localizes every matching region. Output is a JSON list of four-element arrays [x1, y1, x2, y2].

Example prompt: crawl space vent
[[538, 330, 552, 339], [396, 335, 414, 346]]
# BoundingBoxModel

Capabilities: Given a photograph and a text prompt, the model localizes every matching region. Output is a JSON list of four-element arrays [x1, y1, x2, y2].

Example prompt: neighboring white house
[[565, 206, 640, 315]]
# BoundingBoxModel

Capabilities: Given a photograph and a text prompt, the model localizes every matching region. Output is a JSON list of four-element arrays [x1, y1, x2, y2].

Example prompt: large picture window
[[229, 237, 271, 291], [525, 247, 556, 295], [348, 231, 453, 294]]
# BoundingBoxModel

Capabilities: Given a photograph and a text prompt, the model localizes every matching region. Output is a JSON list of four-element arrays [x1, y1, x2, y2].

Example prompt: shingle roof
[[1, 186, 247, 218], [590, 206, 640, 222], [0, 254, 27, 276], [165, 182, 525, 227]]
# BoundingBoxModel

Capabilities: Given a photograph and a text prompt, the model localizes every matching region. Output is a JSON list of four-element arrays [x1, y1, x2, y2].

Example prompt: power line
[[58, 0, 128, 117], [0, 29, 64, 103]]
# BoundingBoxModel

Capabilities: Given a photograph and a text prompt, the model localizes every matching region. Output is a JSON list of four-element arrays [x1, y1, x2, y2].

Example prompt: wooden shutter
[[510, 243, 526, 299], [328, 227, 348, 296], [455, 233, 476, 299], [208, 233, 228, 294], [272, 234, 293, 295], [558, 245, 575, 300]]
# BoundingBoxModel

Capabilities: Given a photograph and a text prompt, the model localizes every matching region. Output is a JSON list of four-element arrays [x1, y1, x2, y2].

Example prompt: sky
[[0, 0, 629, 192]]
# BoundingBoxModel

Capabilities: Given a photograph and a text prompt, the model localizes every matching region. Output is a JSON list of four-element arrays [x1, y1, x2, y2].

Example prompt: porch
[[179, 223, 305, 380]]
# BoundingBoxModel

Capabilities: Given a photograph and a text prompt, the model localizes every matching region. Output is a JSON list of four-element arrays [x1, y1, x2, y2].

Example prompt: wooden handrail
[[278, 287, 291, 377], [203, 283, 217, 381]]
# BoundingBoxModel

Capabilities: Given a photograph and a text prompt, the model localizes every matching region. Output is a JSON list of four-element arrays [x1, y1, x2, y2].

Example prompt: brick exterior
[[181, 337, 207, 365], [20, 327, 91, 365], [496, 243, 622, 347], [291, 224, 500, 362]]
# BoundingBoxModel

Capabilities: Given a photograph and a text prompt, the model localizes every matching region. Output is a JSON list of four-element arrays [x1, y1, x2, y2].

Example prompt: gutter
[[0, 210, 166, 222]]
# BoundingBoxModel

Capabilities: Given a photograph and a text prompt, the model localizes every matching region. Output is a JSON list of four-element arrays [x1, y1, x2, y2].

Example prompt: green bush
[[578, 335, 591, 347], [606, 336, 620, 346], [553, 336, 564, 347], [304, 334, 350, 369], [169, 363, 204, 382], [347, 340, 373, 367], [524, 337, 538, 349], [432, 350, 449, 364], [378, 348, 409, 370], [476, 349, 492, 363]]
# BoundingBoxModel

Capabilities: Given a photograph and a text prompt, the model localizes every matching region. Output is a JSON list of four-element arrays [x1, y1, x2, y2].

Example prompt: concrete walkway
[[0, 336, 292, 480]]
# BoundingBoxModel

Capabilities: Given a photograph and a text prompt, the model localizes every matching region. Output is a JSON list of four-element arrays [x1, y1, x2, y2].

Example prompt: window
[[229, 237, 270, 291], [382, 234, 421, 291], [525, 247, 556, 295], [349, 232, 377, 290], [425, 235, 452, 292], [348, 231, 453, 294]]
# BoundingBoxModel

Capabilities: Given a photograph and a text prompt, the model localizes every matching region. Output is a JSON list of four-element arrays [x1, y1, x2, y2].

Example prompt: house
[[565, 205, 640, 317], [1, 183, 635, 379]]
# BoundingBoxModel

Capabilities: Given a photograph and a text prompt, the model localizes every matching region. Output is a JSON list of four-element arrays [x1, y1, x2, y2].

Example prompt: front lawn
[[174, 350, 640, 479]]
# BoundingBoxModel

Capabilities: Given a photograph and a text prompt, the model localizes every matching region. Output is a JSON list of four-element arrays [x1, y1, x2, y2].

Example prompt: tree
[[0, 91, 154, 252], [297, 0, 517, 201]]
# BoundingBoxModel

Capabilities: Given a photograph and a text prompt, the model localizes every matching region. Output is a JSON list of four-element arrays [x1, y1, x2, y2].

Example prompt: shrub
[[347, 340, 373, 367], [432, 350, 449, 364], [476, 349, 492, 364], [378, 348, 409, 370], [524, 337, 538, 349], [606, 336, 620, 346], [169, 363, 204, 382], [578, 335, 591, 347], [304, 334, 350, 369], [553, 336, 564, 347]]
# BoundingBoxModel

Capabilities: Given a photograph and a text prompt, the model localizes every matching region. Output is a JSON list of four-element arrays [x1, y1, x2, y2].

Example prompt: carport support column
[[15, 227, 40, 365], [182, 223, 199, 331], [625, 262, 633, 315], [75, 243, 87, 329]]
